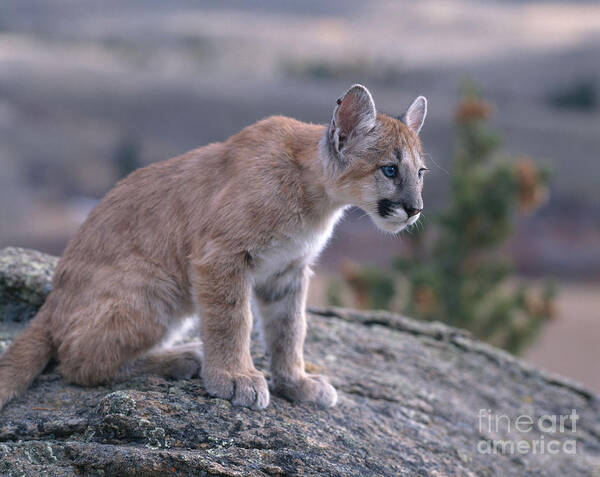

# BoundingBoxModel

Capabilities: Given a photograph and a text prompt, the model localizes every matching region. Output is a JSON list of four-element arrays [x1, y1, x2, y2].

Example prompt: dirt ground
[[523, 282, 600, 393]]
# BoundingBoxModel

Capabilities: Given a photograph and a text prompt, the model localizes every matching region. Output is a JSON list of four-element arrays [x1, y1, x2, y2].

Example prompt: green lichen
[[99, 391, 137, 417]]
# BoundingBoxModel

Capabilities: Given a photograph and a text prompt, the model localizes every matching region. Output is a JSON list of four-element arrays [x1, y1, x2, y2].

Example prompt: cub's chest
[[252, 209, 344, 283]]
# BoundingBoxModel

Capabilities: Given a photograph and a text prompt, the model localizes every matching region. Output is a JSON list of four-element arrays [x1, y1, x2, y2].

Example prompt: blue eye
[[381, 165, 398, 178], [418, 167, 428, 180]]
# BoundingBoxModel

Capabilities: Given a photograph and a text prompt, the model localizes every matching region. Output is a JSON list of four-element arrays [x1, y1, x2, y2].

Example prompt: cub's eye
[[418, 167, 428, 179], [381, 165, 398, 178]]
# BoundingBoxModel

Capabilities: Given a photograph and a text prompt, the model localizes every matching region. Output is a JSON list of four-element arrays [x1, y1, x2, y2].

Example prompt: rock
[[0, 246, 599, 476], [0, 247, 58, 324]]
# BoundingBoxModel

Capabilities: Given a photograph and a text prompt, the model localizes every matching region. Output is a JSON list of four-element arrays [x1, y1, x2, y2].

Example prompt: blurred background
[[0, 1, 598, 390]]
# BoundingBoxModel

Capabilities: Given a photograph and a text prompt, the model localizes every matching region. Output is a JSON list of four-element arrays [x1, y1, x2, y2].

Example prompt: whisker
[[424, 152, 450, 176], [355, 210, 371, 221]]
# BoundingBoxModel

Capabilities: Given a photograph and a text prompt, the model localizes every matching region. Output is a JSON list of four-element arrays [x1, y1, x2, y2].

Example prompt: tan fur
[[0, 85, 427, 410]]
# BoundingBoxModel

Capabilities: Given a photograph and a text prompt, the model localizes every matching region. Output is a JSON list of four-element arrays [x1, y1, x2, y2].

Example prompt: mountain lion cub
[[0, 85, 427, 410]]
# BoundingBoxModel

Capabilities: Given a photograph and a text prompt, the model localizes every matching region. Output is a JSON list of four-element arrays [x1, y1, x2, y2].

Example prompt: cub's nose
[[405, 207, 422, 217]]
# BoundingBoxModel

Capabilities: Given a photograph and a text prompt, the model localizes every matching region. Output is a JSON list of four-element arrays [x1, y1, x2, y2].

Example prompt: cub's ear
[[330, 84, 377, 155], [400, 96, 427, 134]]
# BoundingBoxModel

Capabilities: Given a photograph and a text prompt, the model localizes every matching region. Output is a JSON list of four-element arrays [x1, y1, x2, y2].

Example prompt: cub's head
[[323, 84, 428, 233]]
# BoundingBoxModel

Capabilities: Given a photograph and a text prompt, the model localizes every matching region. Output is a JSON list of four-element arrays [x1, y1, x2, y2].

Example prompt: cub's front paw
[[272, 374, 337, 407], [203, 369, 270, 410]]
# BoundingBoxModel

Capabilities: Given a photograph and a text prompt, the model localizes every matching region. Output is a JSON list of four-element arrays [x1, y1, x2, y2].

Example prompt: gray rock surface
[[0, 246, 599, 476]]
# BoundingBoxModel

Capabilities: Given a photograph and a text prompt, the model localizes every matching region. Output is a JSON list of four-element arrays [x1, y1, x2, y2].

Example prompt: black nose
[[405, 207, 422, 217]]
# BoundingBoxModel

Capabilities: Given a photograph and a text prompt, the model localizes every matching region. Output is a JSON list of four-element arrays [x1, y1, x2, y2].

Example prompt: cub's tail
[[0, 306, 53, 410]]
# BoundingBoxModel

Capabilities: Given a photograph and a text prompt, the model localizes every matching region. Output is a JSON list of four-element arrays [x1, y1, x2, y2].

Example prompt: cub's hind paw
[[167, 350, 203, 380], [272, 374, 337, 407]]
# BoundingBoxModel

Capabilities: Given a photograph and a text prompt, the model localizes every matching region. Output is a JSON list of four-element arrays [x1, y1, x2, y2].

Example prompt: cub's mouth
[[369, 199, 422, 233]]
